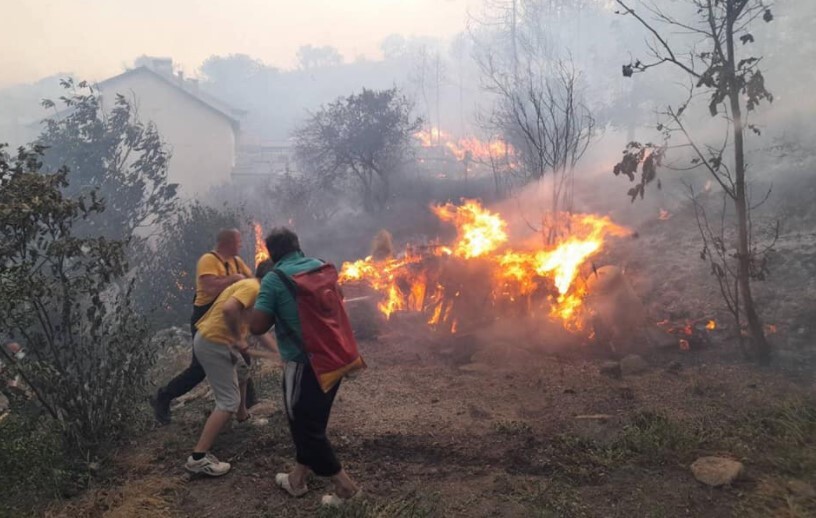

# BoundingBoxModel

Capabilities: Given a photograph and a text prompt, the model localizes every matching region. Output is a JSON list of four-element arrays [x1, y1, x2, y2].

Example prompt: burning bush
[[337, 199, 630, 336]]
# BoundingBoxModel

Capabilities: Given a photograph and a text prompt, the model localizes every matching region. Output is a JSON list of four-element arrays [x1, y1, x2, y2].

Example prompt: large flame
[[431, 199, 508, 258], [339, 200, 629, 332], [253, 222, 269, 267]]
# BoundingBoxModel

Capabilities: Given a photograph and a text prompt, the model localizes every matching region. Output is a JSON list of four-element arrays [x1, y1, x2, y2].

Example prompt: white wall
[[99, 70, 236, 196]]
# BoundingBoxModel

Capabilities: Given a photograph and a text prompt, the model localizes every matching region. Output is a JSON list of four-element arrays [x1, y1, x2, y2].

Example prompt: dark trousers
[[283, 361, 342, 477], [156, 310, 207, 401]]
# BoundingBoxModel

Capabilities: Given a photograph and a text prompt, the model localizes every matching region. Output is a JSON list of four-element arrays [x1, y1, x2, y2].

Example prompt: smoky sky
[[0, 0, 479, 87]]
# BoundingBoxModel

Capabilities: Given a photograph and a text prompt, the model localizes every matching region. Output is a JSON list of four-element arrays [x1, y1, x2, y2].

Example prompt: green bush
[[0, 414, 88, 511], [0, 144, 156, 458]]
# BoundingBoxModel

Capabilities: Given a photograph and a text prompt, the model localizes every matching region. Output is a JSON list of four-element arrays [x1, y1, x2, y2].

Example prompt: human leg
[[186, 335, 240, 477]]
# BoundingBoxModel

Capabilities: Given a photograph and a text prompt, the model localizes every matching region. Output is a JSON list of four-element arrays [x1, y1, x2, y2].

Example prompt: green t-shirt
[[254, 251, 323, 363]]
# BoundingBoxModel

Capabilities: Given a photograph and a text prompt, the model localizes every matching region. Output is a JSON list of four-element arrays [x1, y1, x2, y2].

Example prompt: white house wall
[[99, 71, 236, 196]]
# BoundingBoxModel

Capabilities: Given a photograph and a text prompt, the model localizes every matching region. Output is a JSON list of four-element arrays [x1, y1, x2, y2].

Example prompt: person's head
[[255, 259, 275, 280], [264, 227, 301, 264], [216, 228, 241, 257]]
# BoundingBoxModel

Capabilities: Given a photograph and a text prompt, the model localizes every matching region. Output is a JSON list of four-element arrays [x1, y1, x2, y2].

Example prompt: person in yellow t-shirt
[[151, 229, 254, 426], [185, 259, 276, 477]]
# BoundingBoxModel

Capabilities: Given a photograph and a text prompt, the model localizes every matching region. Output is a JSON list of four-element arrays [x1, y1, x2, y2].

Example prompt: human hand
[[234, 339, 250, 353]]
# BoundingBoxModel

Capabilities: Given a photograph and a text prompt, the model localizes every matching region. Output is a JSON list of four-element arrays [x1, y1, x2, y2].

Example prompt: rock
[[690, 456, 744, 487], [787, 479, 816, 499], [599, 361, 622, 378], [620, 354, 649, 375], [249, 399, 276, 416]]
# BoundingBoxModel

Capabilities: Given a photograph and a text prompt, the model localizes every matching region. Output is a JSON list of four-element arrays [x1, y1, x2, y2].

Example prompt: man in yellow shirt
[[152, 229, 254, 425], [185, 259, 275, 477]]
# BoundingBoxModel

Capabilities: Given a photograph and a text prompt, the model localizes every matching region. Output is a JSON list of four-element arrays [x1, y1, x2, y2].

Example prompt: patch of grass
[[734, 476, 816, 518], [736, 398, 816, 478], [0, 413, 90, 513], [613, 411, 702, 463], [510, 479, 590, 518], [493, 419, 533, 435], [544, 434, 626, 484], [315, 492, 438, 518]]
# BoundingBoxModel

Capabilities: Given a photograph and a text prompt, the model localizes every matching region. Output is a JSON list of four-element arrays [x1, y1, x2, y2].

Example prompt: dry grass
[[45, 476, 184, 518]]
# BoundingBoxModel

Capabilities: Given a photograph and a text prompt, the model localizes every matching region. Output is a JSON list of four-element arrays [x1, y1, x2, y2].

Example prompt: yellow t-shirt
[[196, 278, 260, 346], [194, 252, 253, 306]]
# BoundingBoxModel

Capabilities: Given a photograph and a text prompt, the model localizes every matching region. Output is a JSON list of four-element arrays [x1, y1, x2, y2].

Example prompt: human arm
[[250, 273, 277, 335], [200, 273, 245, 297], [249, 309, 275, 336], [222, 297, 249, 351]]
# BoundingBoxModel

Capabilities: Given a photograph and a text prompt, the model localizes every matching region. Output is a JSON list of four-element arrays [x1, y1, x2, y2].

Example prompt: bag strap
[[193, 252, 236, 303], [272, 269, 301, 345], [208, 250, 236, 274]]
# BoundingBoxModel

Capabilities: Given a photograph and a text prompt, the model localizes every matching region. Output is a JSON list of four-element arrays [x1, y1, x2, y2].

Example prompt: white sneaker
[[185, 453, 231, 477]]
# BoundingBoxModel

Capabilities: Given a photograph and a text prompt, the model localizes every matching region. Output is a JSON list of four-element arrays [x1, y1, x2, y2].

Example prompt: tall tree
[[293, 87, 421, 213], [612, 0, 775, 362]]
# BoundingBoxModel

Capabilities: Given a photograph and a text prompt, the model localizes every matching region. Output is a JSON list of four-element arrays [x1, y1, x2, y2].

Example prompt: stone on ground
[[690, 456, 744, 487]]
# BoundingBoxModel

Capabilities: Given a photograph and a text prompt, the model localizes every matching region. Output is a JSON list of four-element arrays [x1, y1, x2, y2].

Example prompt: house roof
[[97, 66, 243, 130]]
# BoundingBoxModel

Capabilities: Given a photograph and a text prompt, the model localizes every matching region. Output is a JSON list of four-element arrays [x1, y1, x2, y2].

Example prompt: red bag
[[274, 263, 365, 392]]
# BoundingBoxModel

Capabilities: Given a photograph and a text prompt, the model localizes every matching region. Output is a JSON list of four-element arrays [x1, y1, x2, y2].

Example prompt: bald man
[[151, 229, 254, 425]]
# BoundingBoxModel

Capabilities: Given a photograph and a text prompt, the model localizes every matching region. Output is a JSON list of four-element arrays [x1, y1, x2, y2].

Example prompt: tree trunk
[[726, 0, 771, 363]]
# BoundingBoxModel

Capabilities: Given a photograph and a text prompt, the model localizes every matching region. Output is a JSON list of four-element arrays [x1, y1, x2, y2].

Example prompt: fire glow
[[253, 222, 268, 267], [414, 127, 515, 163], [339, 199, 630, 332]]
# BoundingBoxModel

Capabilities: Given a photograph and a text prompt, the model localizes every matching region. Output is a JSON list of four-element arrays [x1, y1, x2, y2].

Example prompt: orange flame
[[706, 320, 716, 330], [339, 200, 629, 332], [414, 127, 515, 163], [659, 209, 672, 220], [431, 199, 508, 258], [254, 222, 269, 267]]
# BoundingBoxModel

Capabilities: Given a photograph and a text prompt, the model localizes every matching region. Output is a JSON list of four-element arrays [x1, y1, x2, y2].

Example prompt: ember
[[339, 199, 630, 333]]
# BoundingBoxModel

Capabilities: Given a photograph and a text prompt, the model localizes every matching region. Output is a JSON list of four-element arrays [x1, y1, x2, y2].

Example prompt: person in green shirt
[[250, 227, 360, 507]]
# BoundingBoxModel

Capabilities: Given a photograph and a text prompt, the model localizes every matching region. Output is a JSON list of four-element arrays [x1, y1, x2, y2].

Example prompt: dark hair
[[264, 227, 301, 263], [255, 259, 275, 280]]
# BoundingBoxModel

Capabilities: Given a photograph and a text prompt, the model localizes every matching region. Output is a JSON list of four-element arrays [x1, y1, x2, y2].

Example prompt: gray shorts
[[193, 334, 249, 413]]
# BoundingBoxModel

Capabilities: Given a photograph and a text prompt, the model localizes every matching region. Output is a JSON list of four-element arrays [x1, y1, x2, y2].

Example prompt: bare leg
[[236, 379, 249, 421], [194, 409, 233, 452], [288, 463, 311, 490], [329, 469, 359, 498]]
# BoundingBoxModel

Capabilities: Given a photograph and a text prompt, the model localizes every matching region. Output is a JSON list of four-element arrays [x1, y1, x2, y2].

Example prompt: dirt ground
[[44, 319, 816, 518]]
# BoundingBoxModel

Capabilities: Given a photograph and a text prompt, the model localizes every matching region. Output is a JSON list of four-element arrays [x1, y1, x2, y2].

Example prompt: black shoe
[[150, 391, 172, 425], [245, 378, 258, 409]]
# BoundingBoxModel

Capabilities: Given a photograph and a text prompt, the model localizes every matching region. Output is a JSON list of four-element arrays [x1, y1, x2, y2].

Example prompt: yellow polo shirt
[[194, 252, 253, 306], [196, 278, 260, 345]]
